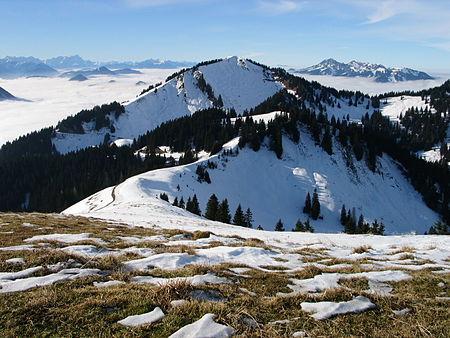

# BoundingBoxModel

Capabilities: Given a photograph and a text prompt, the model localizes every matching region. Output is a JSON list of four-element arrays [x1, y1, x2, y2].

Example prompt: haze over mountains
[[0, 55, 195, 79], [293, 58, 434, 83]]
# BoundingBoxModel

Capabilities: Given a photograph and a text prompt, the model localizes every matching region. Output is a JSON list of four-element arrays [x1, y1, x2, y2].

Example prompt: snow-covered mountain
[[45, 55, 195, 70], [0, 57, 58, 79], [52, 56, 382, 154], [45, 55, 97, 69], [65, 124, 439, 234], [53, 57, 284, 153], [294, 59, 433, 82], [60, 67, 142, 79]]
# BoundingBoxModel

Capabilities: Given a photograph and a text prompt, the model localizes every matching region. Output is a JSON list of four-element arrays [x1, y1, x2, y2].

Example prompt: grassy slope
[[0, 213, 449, 337]]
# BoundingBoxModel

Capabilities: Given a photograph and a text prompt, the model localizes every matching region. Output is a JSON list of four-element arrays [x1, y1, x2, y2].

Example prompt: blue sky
[[1, 0, 449, 71]]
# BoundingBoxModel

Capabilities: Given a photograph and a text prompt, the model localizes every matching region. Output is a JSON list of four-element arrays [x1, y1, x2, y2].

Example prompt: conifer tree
[[186, 197, 193, 212], [257, 225, 263, 230], [357, 214, 365, 232], [303, 192, 311, 214], [344, 216, 355, 234], [232, 204, 245, 226], [340, 204, 347, 225], [293, 219, 305, 232], [320, 128, 333, 155], [204, 194, 219, 220], [275, 219, 285, 231], [216, 199, 231, 224], [244, 208, 253, 228], [311, 190, 321, 220], [191, 194, 201, 215], [179, 197, 185, 209], [304, 218, 314, 232], [172, 197, 179, 207], [159, 192, 169, 202]]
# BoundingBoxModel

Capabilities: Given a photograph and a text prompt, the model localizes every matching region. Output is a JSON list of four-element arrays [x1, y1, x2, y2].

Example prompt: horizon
[[1, 0, 450, 72], [1, 54, 449, 75]]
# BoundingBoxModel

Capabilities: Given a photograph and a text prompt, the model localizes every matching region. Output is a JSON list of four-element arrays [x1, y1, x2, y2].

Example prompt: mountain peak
[[295, 58, 433, 82]]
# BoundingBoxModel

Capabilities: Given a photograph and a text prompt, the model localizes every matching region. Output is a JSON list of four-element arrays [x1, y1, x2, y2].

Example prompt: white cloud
[[257, 0, 304, 15], [364, 0, 398, 24], [337, 0, 450, 53]]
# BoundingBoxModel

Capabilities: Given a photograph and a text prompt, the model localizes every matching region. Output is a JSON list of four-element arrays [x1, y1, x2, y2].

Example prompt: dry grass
[[389, 246, 416, 255], [353, 245, 372, 254], [0, 213, 449, 337]]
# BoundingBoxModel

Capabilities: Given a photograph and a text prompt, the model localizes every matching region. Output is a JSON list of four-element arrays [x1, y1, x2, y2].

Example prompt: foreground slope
[[1, 212, 449, 337], [65, 122, 439, 234]]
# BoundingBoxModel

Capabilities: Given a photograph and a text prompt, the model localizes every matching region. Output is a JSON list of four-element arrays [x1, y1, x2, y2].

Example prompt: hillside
[[65, 125, 439, 234], [294, 59, 433, 83]]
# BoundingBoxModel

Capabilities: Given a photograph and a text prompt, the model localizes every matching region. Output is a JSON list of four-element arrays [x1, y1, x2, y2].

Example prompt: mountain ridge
[[293, 58, 434, 82], [0, 55, 195, 79]]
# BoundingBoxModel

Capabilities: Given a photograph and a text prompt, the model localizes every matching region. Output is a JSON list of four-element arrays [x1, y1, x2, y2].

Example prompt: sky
[[1, 0, 449, 71]]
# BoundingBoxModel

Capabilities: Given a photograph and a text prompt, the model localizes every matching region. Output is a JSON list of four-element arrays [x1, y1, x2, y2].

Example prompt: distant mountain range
[[0, 57, 58, 79], [292, 58, 434, 82], [62, 66, 142, 79], [0, 55, 195, 79]]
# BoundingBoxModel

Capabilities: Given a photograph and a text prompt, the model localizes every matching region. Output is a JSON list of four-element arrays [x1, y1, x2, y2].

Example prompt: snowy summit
[[293, 58, 433, 82]]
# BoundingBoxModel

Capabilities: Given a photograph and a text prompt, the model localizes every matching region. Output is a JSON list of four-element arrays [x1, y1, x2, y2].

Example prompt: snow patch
[[301, 296, 376, 320]]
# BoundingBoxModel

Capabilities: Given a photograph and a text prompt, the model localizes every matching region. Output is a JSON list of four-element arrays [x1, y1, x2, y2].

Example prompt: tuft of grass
[[398, 253, 416, 260], [193, 231, 211, 240]]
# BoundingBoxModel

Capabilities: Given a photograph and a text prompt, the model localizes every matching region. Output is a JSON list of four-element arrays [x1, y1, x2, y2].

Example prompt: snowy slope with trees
[[53, 57, 283, 153], [65, 126, 439, 234]]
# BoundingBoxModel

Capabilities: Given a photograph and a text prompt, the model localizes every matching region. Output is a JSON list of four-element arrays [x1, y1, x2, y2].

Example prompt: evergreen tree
[[186, 197, 193, 212], [172, 197, 179, 207], [344, 213, 356, 234], [320, 128, 333, 155], [216, 199, 231, 224], [233, 204, 245, 226], [340, 204, 347, 225], [303, 192, 311, 214], [429, 220, 450, 234], [204, 194, 219, 220], [311, 190, 321, 220], [179, 197, 185, 209], [191, 194, 201, 215], [244, 208, 253, 228], [275, 219, 285, 231], [357, 214, 365, 232], [304, 218, 314, 232], [257, 225, 263, 230], [216, 94, 224, 107], [159, 192, 169, 202], [293, 219, 305, 232]]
